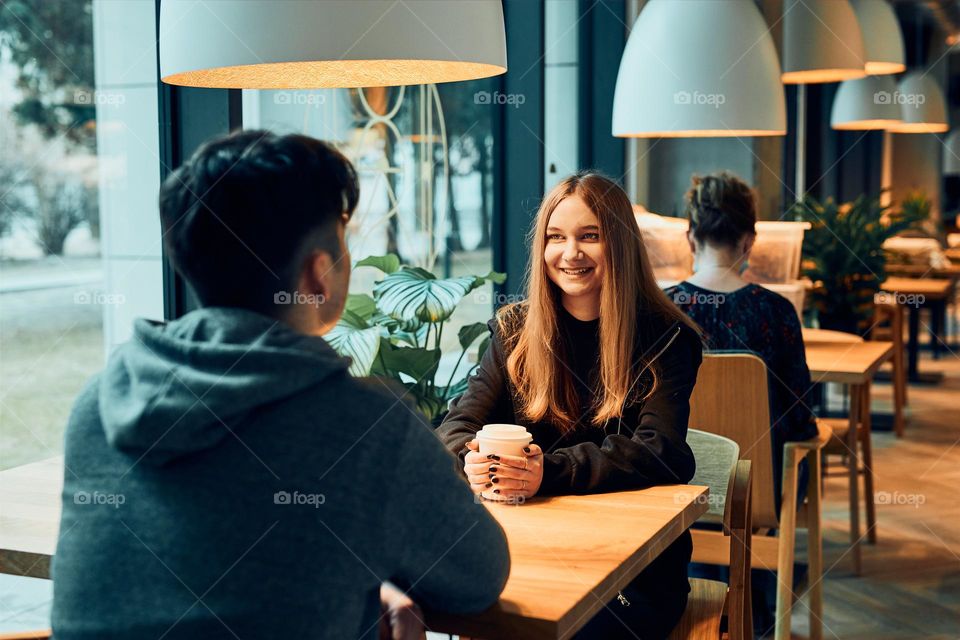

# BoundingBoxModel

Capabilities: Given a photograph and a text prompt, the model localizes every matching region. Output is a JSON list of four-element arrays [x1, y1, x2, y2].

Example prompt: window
[[0, 0, 162, 470], [241, 79, 497, 379]]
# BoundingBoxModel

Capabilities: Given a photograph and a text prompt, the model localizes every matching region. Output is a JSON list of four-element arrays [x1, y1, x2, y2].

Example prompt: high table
[[0, 457, 708, 639], [804, 340, 893, 575], [802, 328, 905, 436], [880, 277, 953, 383], [425, 486, 709, 639]]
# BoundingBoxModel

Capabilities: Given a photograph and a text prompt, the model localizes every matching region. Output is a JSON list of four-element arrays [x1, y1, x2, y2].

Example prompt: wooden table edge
[[0, 550, 52, 579], [425, 485, 709, 640], [807, 341, 894, 385], [556, 485, 708, 639]]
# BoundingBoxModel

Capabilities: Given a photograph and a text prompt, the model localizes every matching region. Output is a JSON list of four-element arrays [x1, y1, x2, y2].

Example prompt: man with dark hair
[[51, 130, 509, 639]]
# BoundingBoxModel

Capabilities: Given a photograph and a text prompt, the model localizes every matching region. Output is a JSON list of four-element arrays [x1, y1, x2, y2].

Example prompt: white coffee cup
[[476, 424, 533, 502]]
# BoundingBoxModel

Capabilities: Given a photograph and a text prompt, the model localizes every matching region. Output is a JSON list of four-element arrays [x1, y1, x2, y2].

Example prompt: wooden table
[[426, 485, 709, 639], [804, 340, 893, 575], [802, 328, 863, 345], [0, 457, 63, 578], [802, 327, 906, 435], [885, 263, 960, 278], [1, 457, 708, 639], [881, 277, 953, 383]]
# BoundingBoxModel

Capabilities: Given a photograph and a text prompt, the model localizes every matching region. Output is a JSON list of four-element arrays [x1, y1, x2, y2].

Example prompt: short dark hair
[[159, 130, 359, 316], [684, 171, 757, 249]]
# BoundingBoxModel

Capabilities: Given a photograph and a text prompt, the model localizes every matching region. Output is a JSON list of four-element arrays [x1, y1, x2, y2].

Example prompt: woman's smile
[[559, 266, 595, 277]]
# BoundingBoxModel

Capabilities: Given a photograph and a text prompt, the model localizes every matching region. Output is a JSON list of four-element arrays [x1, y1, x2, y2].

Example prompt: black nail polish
[[489, 465, 497, 472], [487, 454, 500, 461], [523, 446, 531, 453], [485, 482, 492, 488], [488, 473, 495, 479], [493, 489, 500, 494], [491, 477, 500, 484]]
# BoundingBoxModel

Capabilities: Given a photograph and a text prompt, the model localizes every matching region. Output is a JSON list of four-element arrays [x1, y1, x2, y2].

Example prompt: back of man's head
[[158, 130, 359, 319]]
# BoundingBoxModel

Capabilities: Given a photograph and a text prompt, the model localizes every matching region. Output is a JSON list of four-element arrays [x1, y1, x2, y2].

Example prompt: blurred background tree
[[0, 0, 96, 150]]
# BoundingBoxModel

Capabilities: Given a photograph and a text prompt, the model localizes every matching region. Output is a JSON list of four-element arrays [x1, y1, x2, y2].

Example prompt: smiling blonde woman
[[437, 172, 704, 639]]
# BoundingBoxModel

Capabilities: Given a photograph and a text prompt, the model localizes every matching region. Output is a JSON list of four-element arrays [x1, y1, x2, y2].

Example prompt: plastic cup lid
[[477, 423, 532, 441]]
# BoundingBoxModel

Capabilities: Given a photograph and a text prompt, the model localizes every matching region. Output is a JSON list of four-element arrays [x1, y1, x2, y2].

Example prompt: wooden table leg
[[861, 382, 877, 544], [907, 306, 920, 382], [806, 448, 823, 640], [931, 299, 945, 360], [893, 304, 906, 437], [847, 383, 862, 575]]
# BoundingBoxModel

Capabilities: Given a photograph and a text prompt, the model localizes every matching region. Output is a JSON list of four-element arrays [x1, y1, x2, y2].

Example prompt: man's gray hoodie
[[51, 307, 509, 639]]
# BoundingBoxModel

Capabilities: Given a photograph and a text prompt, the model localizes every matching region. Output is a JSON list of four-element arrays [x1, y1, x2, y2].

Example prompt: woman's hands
[[463, 440, 544, 500], [379, 582, 425, 640]]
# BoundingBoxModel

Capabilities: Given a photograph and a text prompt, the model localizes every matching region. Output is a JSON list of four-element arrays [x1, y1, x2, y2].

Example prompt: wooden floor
[[792, 347, 960, 639]]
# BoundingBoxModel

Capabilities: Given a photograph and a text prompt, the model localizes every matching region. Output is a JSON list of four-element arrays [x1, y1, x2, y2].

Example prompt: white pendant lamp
[[945, 131, 960, 175], [850, 0, 906, 75], [612, 0, 785, 138], [782, 0, 865, 84], [831, 75, 902, 130], [888, 71, 949, 134], [159, 0, 507, 89]]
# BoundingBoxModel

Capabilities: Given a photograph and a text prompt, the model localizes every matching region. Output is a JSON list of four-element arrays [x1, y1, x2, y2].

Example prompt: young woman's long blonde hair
[[497, 172, 698, 433]]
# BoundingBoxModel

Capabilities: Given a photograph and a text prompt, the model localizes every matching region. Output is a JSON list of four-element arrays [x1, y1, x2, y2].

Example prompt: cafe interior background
[[0, 0, 958, 637]]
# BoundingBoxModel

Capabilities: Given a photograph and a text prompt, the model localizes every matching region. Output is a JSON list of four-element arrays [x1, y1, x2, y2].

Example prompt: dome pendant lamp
[[160, 0, 507, 89], [612, 0, 785, 138]]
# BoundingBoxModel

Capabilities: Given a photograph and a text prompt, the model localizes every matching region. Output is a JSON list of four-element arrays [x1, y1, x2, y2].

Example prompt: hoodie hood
[[99, 307, 350, 465]]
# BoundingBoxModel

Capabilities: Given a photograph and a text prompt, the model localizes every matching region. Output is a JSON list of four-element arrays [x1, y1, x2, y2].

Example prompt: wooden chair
[[670, 430, 753, 640], [871, 294, 907, 436], [686, 353, 830, 640]]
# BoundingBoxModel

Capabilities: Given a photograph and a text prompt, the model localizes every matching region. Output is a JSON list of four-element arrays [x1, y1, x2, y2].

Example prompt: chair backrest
[[684, 429, 754, 640], [688, 352, 779, 529], [687, 429, 739, 524]]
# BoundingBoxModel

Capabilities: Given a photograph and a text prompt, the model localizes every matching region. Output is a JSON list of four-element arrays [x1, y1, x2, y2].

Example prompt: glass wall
[[241, 79, 498, 379], [0, 0, 162, 470]]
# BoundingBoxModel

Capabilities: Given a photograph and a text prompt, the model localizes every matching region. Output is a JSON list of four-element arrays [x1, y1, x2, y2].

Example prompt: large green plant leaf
[[479, 270, 508, 285], [324, 310, 382, 376], [457, 322, 488, 350], [375, 339, 441, 383], [345, 293, 377, 321], [356, 254, 401, 274], [409, 390, 447, 422], [373, 267, 488, 323], [477, 335, 491, 362], [392, 323, 429, 348]]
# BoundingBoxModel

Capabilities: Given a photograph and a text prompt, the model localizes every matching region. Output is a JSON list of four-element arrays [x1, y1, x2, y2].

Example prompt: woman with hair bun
[[665, 172, 817, 635], [666, 172, 816, 475]]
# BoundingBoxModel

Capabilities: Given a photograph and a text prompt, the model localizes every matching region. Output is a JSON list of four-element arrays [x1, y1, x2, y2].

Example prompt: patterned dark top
[[664, 281, 818, 492]]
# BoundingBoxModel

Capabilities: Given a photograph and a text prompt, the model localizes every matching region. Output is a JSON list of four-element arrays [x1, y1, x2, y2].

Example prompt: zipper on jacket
[[616, 323, 682, 436]]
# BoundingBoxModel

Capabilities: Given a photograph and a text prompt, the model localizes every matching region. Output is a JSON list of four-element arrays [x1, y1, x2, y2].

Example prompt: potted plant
[[791, 193, 926, 334], [325, 254, 506, 424]]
